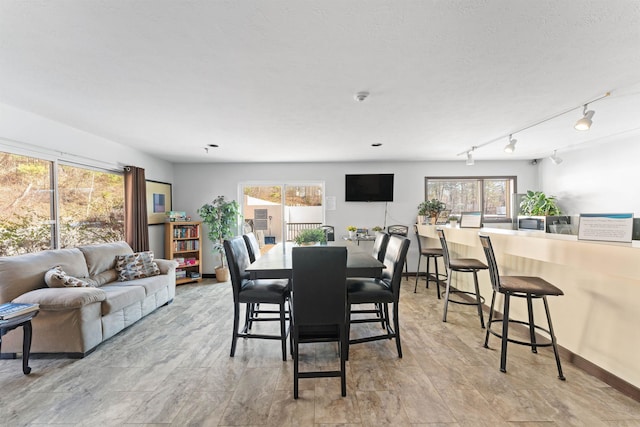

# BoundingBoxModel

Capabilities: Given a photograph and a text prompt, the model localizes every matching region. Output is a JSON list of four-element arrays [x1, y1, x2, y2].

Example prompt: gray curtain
[[124, 166, 149, 252]]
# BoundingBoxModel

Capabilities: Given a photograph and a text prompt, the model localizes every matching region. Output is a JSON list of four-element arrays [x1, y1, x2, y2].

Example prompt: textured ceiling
[[1, 1, 639, 164]]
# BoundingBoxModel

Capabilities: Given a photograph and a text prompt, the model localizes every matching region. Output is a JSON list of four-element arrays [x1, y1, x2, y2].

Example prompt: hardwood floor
[[1, 277, 640, 426]]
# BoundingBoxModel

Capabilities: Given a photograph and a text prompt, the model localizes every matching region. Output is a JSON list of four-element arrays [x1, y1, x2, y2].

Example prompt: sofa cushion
[[115, 251, 160, 282], [99, 284, 146, 315], [86, 269, 119, 287], [44, 266, 91, 288], [109, 274, 170, 297], [0, 248, 89, 303], [13, 287, 106, 310], [78, 241, 133, 277]]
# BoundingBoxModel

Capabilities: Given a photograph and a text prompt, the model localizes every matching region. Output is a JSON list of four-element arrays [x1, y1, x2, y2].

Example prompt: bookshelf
[[165, 221, 202, 285]]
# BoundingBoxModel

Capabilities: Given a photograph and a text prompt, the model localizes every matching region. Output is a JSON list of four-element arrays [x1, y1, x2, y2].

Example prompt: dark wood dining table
[[246, 241, 385, 280]]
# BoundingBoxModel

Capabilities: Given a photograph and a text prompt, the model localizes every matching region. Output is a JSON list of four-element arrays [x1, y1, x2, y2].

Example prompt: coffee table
[[0, 310, 39, 374]]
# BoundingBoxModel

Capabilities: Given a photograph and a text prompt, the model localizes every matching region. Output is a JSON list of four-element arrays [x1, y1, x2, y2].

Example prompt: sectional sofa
[[0, 241, 178, 357]]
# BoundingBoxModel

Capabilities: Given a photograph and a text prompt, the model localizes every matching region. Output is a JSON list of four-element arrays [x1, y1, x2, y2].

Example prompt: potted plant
[[418, 199, 446, 224], [294, 228, 327, 246], [519, 190, 561, 216], [347, 225, 357, 239], [448, 215, 459, 226], [197, 195, 241, 282], [371, 226, 383, 232]]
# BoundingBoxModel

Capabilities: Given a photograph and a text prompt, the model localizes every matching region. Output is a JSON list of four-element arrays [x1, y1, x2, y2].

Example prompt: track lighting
[[466, 150, 474, 166], [575, 105, 595, 130], [504, 135, 517, 153], [549, 150, 563, 165]]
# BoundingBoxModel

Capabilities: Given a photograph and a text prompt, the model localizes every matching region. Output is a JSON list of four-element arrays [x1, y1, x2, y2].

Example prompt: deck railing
[[286, 222, 322, 241]]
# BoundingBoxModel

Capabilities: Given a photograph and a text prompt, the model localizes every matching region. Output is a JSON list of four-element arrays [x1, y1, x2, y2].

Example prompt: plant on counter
[[294, 228, 327, 246], [371, 226, 383, 232], [346, 225, 357, 232], [418, 199, 446, 221], [519, 190, 561, 216]]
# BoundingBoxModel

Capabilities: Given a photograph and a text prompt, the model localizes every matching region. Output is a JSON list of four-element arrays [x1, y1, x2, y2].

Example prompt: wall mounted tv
[[345, 173, 394, 202]]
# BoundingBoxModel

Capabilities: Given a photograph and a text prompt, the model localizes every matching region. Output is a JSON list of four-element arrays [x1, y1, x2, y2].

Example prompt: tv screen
[[345, 174, 394, 202]]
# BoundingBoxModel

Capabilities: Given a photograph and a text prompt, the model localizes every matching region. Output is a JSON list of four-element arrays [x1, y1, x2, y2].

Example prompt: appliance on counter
[[517, 215, 572, 233]]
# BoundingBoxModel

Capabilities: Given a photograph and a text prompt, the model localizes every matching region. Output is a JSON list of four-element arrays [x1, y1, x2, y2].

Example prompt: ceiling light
[[466, 151, 474, 166], [354, 91, 370, 102], [550, 150, 563, 165], [504, 135, 517, 153], [575, 105, 595, 130]]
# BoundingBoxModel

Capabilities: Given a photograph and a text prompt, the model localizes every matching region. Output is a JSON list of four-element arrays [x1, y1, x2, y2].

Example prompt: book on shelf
[[0, 302, 40, 320]]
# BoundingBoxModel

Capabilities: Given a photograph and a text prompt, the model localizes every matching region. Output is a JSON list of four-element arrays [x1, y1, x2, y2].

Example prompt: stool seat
[[420, 247, 443, 256], [449, 258, 488, 271], [500, 276, 564, 296]]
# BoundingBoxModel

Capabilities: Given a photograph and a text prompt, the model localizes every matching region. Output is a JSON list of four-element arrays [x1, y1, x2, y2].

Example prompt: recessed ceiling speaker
[[354, 91, 369, 102]]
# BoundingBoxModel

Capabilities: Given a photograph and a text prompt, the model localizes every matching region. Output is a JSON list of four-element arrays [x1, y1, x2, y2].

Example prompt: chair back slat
[[224, 236, 251, 300], [479, 235, 501, 293], [292, 246, 347, 326], [387, 224, 408, 236], [371, 231, 390, 262], [242, 232, 261, 263], [382, 235, 411, 297], [436, 229, 451, 268]]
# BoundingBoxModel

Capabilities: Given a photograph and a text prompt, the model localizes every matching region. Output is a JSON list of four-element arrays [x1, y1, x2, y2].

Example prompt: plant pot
[[215, 266, 229, 282], [430, 216, 437, 225], [348, 230, 355, 239], [449, 220, 458, 227]]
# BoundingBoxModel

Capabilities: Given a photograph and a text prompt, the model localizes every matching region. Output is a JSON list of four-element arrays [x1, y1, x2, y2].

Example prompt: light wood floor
[[2, 277, 640, 426]]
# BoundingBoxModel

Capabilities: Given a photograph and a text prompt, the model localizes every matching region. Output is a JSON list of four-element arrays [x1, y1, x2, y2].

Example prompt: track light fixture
[[575, 104, 595, 131], [466, 147, 476, 166], [549, 150, 563, 165], [504, 134, 517, 153]]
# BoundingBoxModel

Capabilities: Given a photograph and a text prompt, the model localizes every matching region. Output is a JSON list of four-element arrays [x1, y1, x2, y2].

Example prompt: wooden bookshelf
[[165, 221, 202, 285]]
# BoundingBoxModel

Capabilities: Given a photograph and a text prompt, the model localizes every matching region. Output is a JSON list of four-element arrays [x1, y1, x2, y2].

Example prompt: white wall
[[539, 135, 640, 217], [174, 160, 538, 274], [0, 103, 175, 254]]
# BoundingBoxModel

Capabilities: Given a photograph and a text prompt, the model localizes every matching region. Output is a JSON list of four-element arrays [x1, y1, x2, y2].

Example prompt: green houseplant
[[197, 195, 241, 281], [294, 228, 327, 246], [519, 190, 561, 216], [418, 199, 446, 224]]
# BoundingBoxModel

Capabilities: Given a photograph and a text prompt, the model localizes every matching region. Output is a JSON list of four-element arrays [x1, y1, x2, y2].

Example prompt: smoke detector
[[354, 91, 370, 102]]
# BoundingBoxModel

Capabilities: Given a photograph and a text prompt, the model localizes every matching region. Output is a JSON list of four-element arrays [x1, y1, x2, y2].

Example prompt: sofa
[[0, 241, 178, 357]]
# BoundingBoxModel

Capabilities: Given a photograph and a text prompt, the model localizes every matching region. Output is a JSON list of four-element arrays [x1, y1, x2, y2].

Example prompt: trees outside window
[[0, 152, 124, 256]]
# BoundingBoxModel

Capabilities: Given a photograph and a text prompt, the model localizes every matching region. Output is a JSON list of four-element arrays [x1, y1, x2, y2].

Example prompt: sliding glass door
[[241, 182, 324, 245]]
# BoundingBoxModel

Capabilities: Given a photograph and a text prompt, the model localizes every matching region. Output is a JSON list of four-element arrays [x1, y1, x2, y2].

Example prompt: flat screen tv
[[345, 173, 394, 202]]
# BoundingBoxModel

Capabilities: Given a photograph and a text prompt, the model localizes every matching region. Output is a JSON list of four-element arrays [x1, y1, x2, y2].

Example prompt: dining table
[[246, 241, 385, 280]]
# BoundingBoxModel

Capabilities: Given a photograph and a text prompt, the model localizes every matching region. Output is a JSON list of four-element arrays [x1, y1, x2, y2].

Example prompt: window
[[425, 176, 516, 222], [0, 151, 124, 256]]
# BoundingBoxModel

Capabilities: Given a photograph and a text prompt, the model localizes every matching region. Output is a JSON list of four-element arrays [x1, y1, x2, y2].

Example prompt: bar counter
[[417, 224, 640, 392]]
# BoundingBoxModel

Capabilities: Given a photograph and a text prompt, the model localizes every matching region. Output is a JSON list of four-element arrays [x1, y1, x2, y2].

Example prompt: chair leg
[[500, 294, 511, 373], [340, 324, 347, 396], [433, 257, 442, 299], [442, 271, 453, 322], [280, 301, 287, 361], [543, 296, 566, 380], [527, 295, 537, 353], [346, 304, 351, 361], [414, 254, 422, 292], [472, 271, 485, 329], [393, 303, 402, 358], [425, 255, 432, 290], [230, 302, 240, 357], [484, 291, 497, 348], [242, 303, 251, 334], [293, 325, 299, 399]]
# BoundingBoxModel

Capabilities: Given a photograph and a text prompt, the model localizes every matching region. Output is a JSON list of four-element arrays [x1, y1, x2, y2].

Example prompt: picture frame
[[435, 209, 451, 225], [146, 180, 172, 225], [460, 211, 483, 228]]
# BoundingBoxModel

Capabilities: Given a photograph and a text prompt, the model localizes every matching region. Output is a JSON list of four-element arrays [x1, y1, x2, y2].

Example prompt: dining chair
[[291, 246, 348, 398], [437, 228, 487, 328], [413, 224, 446, 296], [387, 225, 409, 275], [346, 234, 411, 358], [371, 231, 390, 262], [479, 235, 565, 379], [224, 236, 290, 361]]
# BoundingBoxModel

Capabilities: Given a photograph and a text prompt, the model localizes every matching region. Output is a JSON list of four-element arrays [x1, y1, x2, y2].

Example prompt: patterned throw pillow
[[115, 251, 160, 282], [44, 266, 91, 288]]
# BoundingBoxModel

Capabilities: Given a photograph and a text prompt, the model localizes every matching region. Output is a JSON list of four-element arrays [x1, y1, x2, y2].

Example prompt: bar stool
[[412, 224, 446, 297], [437, 228, 487, 328], [479, 234, 565, 379]]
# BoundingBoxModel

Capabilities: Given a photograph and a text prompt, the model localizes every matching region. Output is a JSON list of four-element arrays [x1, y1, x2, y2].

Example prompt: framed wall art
[[146, 180, 172, 225]]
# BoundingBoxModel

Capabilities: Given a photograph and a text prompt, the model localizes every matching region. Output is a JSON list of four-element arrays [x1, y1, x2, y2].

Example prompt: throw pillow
[[44, 266, 91, 288], [115, 251, 160, 282]]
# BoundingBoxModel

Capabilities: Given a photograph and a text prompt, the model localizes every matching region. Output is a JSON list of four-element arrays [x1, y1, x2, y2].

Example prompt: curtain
[[124, 166, 149, 252]]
